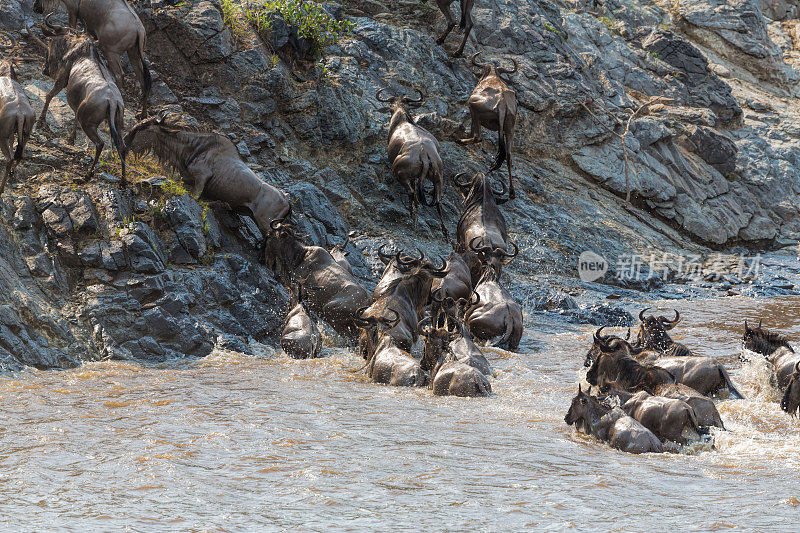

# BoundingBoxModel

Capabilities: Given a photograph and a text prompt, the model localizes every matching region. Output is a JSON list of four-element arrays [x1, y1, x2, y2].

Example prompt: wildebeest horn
[[43, 12, 67, 36], [498, 242, 519, 260], [490, 177, 507, 198], [795, 360, 800, 373], [594, 326, 612, 351], [377, 244, 394, 265], [639, 307, 650, 321], [375, 88, 393, 103], [471, 51, 488, 69], [406, 88, 425, 106], [758, 318, 762, 328], [744, 319, 749, 334], [398, 248, 424, 266], [469, 236, 492, 255], [470, 290, 480, 306], [431, 256, 448, 273], [662, 309, 680, 330], [354, 306, 372, 328], [496, 57, 518, 75], [0, 32, 17, 50], [431, 287, 445, 303], [384, 308, 401, 329], [625, 328, 631, 341], [452, 172, 473, 191]]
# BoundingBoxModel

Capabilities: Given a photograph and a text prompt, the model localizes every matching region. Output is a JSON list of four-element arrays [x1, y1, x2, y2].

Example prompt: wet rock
[[121, 222, 167, 274]]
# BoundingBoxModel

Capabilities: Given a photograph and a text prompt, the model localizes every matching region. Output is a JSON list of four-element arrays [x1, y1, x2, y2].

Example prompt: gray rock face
[[685, 125, 738, 174]]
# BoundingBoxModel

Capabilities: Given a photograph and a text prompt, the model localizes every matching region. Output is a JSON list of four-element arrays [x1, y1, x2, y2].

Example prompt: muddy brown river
[[1, 296, 799, 530]]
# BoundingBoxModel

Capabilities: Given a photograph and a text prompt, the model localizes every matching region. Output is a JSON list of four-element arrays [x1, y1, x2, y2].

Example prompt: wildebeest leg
[[81, 121, 104, 181], [0, 140, 12, 194], [67, 116, 78, 145], [506, 130, 515, 200], [458, 107, 482, 144], [454, 1, 473, 56], [435, 1, 457, 45], [127, 43, 150, 119], [37, 80, 67, 129], [104, 50, 126, 96]]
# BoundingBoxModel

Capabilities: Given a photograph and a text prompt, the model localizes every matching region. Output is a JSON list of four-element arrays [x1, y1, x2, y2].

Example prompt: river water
[[1, 296, 799, 531]]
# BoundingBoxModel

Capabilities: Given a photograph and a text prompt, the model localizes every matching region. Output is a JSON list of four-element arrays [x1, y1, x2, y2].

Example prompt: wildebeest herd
[[568, 310, 800, 453], [1, 1, 798, 453], [0, 1, 521, 398]]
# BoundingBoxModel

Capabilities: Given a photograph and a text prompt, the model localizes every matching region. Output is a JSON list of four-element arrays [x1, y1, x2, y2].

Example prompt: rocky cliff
[[0, 0, 799, 368]]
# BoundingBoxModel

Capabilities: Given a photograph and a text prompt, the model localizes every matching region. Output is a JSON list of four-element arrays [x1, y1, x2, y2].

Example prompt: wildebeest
[[459, 53, 518, 199], [587, 327, 744, 400], [376, 88, 448, 239], [464, 265, 523, 350], [565, 385, 663, 454], [363, 248, 448, 351], [431, 250, 472, 303], [123, 113, 290, 248], [635, 308, 694, 356], [264, 222, 371, 342], [419, 316, 491, 397], [0, 37, 35, 194], [281, 285, 323, 359], [356, 308, 428, 387], [454, 172, 515, 280], [33, 0, 152, 118], [422, 0, 475, 57], [421, 303, 492, 375], [39, 18, 126, 184], [586, 334, 725, 428], [742, 320, 800, 415], [622, 391, 704, 445]]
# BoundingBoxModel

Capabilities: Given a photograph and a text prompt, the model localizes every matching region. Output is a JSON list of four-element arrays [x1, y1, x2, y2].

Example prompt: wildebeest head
[[469, 236, 518, 277], [781, 361, 800, 417], [470, 52, 517, 84], [40, 14, 90, 78], [262, 208, 304, 281], [0, 33, 17, 80], [636, 308, 680, 352], [122, 111, 173, 159], [418, 313, 459, 373], [33, 0, 61, 14], [375, 88, 425, 116], [355, 307, 401, 361], [565, 384, 605, 434], [743, 319, 794, 357], [584, 326, 629, 368]]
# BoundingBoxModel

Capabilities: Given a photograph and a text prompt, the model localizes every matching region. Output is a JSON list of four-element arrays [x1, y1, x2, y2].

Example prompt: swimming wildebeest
[[587, 327, 743, 401], [742, 320, 800, 415], [39, 17, 126, 184], [0, 36, 35, 194], [363, 248, 448, 351], [464, 265, 523, 350], [422, 0, 476, 57], [33, 0, 152, 118], [264, 221, 371, 343], [454, 171, 516, 282], [419, 315, 491, 397], [565, 385, 663, 454], [421, 302, 492, 375], [356, 308, 428, 387], [621, 390, 705, 445], [634, 308, 694, 356], [431, 250, 472, 303], [586, 331, 725, 428], [326, 231, 356, 276], [281, 285, 323, 359], [459, 53, 518, 199], [376, 88, 448, 239], [123, 113, 290, 249]]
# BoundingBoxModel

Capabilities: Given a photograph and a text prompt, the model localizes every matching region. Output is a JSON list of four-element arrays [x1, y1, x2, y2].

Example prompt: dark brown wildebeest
[[422, 0, 476, 57], [0, 37, 35, 194], [742, 320, 800, 415], [565, 385, 663, 454], [431, 250, 472, 303], [419, 315, 491, 397], [34, 0, 152, 118], [355, 308, 428, 387], [363, 248, 448, 351], [421, 301, 492, 375], [464, 265, 522, 350], [281, 285, 323, 359], [376, 88, 447, 239], [264, 222, 371, 343], [454, 171, 516, 283], [587, 327, 743, 401], [634, 308, 694, 356], [587, 338, 725, 429], [460, 53, 518, 199], [622, 391, 704, 445], [39, 18, 126, 184], [123, 113, 290, 252]]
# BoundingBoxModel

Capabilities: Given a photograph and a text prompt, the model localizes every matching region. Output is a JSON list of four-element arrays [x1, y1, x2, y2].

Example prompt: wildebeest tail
[[499, 312, 513, 349], [107, 102, 126, 182], [139, 33, 152, 99], [13, 113, 25, 161], [489, 110, 508, 173], [415, 157, 430, 206], [720, 367, 744, 399]]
